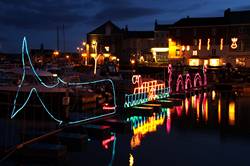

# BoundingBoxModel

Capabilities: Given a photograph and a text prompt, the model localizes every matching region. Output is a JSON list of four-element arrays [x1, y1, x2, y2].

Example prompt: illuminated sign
[[170, 64, 207, 92], [124, 75, 170, 108], [220, 38, 224, 50], [198, 39, 202, 50], [231, 38, 238, 49], [207, 38, 210, 50], [11, 37, 117, 125]]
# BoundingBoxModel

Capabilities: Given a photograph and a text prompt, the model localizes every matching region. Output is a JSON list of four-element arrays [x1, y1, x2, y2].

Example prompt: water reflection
[[202, 93, 208, 123], [129, 153, 134, 166], [185, 98, 190, 115], [183, 91, 238, 127], [218, 97, 221, 124], [128, 111, 167, 149], [212, 90, 216, 100], [166, 109, 171, 134], [112, 90, 246, 165], [228, 100, 235, 126]]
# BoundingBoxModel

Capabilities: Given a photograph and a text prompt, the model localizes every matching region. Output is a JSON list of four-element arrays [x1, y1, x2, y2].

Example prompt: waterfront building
[[122, 29, 154, 65], [87, 21, 124, 64], [87, 8, 250, 68], [155, 8, 250, 67]]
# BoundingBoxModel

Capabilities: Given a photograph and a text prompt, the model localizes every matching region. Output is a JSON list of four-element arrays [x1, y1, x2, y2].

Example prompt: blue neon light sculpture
[[11, 37, 117, 125]]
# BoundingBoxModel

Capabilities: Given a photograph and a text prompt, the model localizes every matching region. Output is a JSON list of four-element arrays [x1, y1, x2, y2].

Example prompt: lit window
[[209, 58, 220, 66], [204, 60, 208, 66], [189, 59, 199, 66], [181, 46, 185, 51], [186, 45, 190, 51], [193, 50, 197, 56], [105, 46, 110, 52]]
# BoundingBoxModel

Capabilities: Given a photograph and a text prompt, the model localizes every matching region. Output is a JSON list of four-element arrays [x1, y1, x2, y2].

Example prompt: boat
[[0, 38, 117, 125]]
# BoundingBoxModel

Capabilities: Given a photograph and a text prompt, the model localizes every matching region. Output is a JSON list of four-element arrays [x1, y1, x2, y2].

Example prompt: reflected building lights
[[212, 90, 216, 100], [102, 135, 115, 149], [202, 93, 208, 122], [129, 153, 134, 166], [166, 109, 171, 134], [192, 95, 197, 109], [229, 100, 235, 126], [129, 112, 166, 149], [218, 98, 221, 124], [176, 105, 182, 117], [185, 98, 190, 115], [196, 95, 200, 122]]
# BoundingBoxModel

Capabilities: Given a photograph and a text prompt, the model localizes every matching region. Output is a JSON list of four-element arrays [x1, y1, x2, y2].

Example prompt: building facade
[[87, 9, 250, 68], [155, 8, 250, 67]]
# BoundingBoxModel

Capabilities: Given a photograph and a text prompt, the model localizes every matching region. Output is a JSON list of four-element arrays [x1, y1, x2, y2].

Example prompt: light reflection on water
[[46, 89, 250, 166], [121, 90, 244, 165], [126, 90, 240, 151]]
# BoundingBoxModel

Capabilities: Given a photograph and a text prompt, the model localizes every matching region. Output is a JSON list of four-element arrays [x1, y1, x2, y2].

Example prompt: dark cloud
[[89, 0, 132, 7], [235, 5, 250, 10], [0, 0, 87, 30], [0, 36, 7, 42], [93, 6, 164, 23], [163, 2, 208, 15]]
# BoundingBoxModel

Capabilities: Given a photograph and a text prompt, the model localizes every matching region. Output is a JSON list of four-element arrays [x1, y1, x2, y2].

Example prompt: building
[[155, 8, 250, 67], [123, 29, 154, 64], [87, 9, 250, 68], [87, 21, 124, 64]]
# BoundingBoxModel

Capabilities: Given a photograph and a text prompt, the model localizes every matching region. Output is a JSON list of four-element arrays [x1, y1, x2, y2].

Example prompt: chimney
[[155, 19, 158, 26], [125, 25, 128, 31], [224, 8, 231, 17]]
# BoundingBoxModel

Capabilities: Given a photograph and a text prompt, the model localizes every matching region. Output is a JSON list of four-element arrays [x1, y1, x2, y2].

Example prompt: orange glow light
[[229, 100, 235, 126], [218, 98, 221, 124], [231, 38, 238, 49], [220, 38, 223, 50], [207, 38, 210, 50], [198, 39, 202, 50]]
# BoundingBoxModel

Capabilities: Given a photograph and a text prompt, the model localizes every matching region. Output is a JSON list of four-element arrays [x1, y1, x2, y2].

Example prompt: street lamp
[[91, 40, 100, 76], [77, 40, 90, 66]]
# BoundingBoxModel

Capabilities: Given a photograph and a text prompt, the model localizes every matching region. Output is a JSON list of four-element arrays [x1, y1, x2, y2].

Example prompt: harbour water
[[63, 89, 250, 166]]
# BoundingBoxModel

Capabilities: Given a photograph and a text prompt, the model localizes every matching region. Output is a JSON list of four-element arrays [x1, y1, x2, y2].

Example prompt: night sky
[[0, 0, 249, 53]]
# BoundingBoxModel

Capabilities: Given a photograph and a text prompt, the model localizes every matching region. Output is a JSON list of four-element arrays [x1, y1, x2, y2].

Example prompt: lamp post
[[92, 40, 100, 76], [82, 41, 89, 65]]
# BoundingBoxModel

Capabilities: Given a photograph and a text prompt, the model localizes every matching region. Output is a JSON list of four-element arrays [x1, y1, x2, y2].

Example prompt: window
[[212, 28, 216, 36], [193, 50, 197, 56], [193, 29, 197, 37], [176, 29, 180, 37], [194, 39, 197, 46], [212, 49, 216, 56]]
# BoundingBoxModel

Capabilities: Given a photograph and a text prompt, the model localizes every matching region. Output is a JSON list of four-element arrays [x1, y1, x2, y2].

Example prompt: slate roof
[[87, 20, 122, 34], [174, 17, 226, 27], [155, 9, 250, 30]]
